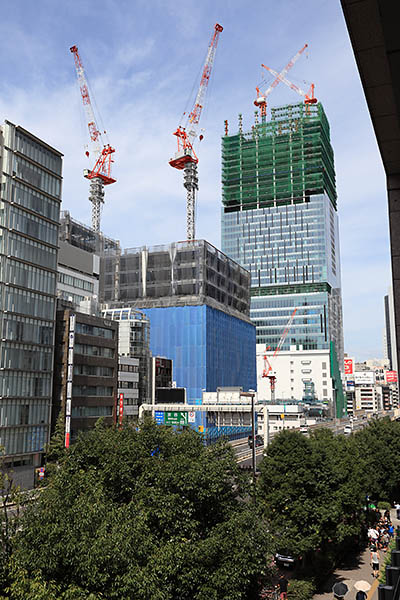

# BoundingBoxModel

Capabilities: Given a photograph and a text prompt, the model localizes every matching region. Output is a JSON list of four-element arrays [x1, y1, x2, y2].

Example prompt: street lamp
[[248, 389, 256, 482]]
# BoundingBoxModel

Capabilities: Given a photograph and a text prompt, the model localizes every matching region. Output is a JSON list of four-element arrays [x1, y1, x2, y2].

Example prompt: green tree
[[257, 428, 366, 561], [6, 421, 273, 599], [354, 417, 400, 502], [0, 452, 23, 594]]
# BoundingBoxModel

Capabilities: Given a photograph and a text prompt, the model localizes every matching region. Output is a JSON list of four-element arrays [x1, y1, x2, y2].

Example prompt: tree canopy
[[4, 421, 272, 600], [257, 427, 367, 558]]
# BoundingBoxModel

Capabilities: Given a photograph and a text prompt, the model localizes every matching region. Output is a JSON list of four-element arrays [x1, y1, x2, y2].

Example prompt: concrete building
[[384, 287, 397, 372], [102, 307, 151, 406], [355, 385, 381, 413], [257, 346, 334, 404], [53, 302, 118, 441], [0, 121, 62, 485], [118, 356, 139, 419], [341, 1, 400, 389], [221, 102, 345, 416], [101, 240, 256, 422], [57, 238, 99, 309], [58, 211, 120, 308]]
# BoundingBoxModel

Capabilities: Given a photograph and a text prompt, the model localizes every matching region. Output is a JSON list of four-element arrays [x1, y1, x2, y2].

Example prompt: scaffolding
[[100, 239, 251, 321], [222, 102, 337, 212]]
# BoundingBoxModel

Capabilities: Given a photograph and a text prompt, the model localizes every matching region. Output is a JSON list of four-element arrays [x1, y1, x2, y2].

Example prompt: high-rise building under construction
[[221, 102, 344, 411]]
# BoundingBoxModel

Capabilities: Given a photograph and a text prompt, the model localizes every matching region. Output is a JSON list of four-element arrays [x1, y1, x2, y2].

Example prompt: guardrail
[[379, 527, 400, 599]]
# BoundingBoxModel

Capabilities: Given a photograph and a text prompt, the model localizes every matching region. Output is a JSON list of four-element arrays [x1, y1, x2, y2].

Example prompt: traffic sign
[[164, 411, 188, 426], [154, 411, 164, 425]]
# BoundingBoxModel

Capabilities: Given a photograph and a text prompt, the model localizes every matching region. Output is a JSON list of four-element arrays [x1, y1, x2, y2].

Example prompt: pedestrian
[[279, 574, 288, 600], [356, 591, 367, 600], [389, 523, 395, 538], [395, 501, 400, 520], [371, 547, 380, 578]]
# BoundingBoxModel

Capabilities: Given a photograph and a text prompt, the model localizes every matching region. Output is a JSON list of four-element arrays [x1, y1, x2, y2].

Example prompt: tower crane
[[262, 307, 297, 402], [254, 44, 308, 120], [70, 45, 116, 233], [261, 64, 317, 110], [169, 23, 223, 241]]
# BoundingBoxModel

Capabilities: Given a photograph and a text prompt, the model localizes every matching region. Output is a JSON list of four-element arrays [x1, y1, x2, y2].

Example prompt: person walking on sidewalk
[[279, 574, 288, 600], [395, 501, 400, 520], [356, 591, 367, 600], [371, 546, 380, 578]]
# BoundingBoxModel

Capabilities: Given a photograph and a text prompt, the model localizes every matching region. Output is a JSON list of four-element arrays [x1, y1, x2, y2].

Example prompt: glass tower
[[221, 102, 344, 367], [0, 121, 62, 479]]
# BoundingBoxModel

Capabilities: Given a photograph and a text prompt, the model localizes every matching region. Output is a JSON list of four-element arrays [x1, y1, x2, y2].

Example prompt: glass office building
[[221, 102, 344, 400], [222, 193, 343, 359], [0, 121, 62, 482]]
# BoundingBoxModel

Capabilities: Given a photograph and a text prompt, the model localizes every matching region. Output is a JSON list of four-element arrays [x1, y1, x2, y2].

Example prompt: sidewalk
[[312, 509, 398, 600]]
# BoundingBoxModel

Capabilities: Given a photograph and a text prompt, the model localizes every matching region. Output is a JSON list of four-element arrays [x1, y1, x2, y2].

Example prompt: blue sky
[[0, 0, 390, 361]]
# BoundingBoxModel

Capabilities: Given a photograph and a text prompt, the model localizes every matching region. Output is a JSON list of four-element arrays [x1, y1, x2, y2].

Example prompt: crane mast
[[70, 45, 116, 233], [262, 308, 297, 402], [169, 23, 223, 241]]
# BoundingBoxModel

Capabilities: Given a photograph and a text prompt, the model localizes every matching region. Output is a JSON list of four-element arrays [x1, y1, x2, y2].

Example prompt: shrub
[[287, 578, 315, 600], [377, 501, 392, 511]]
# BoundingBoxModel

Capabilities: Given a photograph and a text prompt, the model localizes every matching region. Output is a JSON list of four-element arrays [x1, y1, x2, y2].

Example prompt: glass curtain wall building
[[221, 102, 344, 411], [0, 121, 62, 480]]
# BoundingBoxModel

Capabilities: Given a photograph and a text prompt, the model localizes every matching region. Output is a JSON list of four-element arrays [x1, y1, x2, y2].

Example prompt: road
[[232, 410, 393, 467]]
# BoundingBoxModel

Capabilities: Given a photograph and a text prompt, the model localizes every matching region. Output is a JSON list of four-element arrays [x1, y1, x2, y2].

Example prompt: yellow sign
[[198, 425, 204, 433], [281, 414, 285, 420]]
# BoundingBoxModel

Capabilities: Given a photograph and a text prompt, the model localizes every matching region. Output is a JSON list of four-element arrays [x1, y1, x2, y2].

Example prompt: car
[[299, 425, 308, 434], [248, 434, 263, 448], [344, 425, 352, 435], [275, 550, 296, 569]]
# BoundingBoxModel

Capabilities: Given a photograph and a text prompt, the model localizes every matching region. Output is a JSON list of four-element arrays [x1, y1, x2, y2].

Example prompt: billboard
[[344, 358, 354, 376], [354, 371, 375, 385], [386, 370, 398, 384], [155, 387, 185, 404]]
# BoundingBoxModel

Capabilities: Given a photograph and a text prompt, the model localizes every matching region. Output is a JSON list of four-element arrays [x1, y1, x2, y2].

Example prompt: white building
[[257, 345, 333, 403], [118, 356, 140, 418], [102, 307, 151, 404], [355, 385, 382, 413]]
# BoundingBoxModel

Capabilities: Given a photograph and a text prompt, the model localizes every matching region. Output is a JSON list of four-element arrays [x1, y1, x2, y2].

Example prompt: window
[[71, 406, 113, 417], [75, 323, 114, 339], [72, 385, 113, 397], [58, 272, 95, 293], [73, 365, 114, 377], [119, 364, 139, 373], [322, 362, 327, 369], [74, 344, 114, 358]]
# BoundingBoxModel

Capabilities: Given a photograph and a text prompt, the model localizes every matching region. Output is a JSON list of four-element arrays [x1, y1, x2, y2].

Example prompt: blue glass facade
[[222, 192, 343, 364], [141, 305, 256, 405]]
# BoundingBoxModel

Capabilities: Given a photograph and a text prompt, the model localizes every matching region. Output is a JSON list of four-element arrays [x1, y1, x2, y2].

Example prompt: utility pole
[[249, 392, 255, 482]]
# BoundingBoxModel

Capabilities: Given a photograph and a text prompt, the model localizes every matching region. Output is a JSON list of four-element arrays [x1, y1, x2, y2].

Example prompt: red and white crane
[[261, 64, 317, 110], [70, 45, 116, 233], [169, 23, 223, 241], [254, 44, 308, 120], [262, 307, 297, 402]]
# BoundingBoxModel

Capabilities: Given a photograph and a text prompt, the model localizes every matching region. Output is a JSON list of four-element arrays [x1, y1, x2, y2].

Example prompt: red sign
[[119, 393, 124, 427], [386, 370, 398, 383], [344, 358, 354, 375]]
